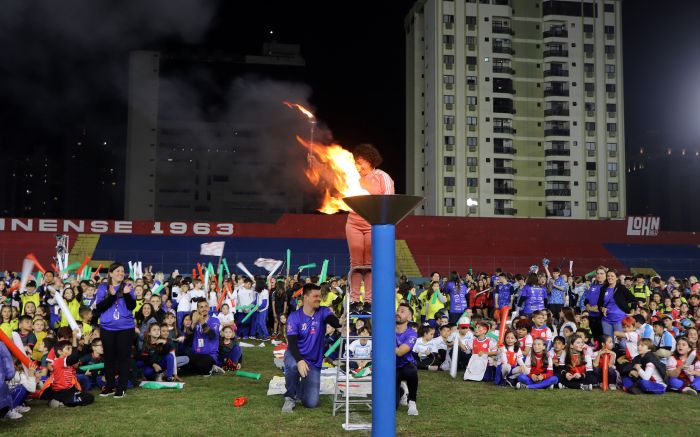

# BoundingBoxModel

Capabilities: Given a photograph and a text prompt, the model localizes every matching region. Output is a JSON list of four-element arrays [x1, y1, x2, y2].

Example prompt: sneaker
[[516, 382, 523, 389], [48, 400, 64, 408], [99, 387, 115, 397], [281, 396, 296, 413], [211, 365, 226, 375], [558, 383, 564, 389], [427, 365, 439, 371], [407, 401, 418, 416], [580, 384, 593, 391], [399, 392, 408, 406], [114, 389, 126, 399], [682, 387, 698, 395], [155, 374, 164, 382], [4, 409, 22, 419], [14, 405, 31, 414], [548, 384, 554, 390], [609, 384, 617, 391]]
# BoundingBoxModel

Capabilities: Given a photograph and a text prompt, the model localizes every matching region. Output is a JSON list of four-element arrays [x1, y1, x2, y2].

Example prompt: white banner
[[200, 241, 225, 257]]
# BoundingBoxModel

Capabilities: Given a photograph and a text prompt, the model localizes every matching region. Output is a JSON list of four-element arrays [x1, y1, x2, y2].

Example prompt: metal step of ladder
[[332, 265, 372, 432]]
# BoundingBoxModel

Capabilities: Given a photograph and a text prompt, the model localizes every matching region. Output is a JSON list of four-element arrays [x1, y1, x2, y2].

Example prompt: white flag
[[254, 258, 283, 279], [200, 241, 225, 257]]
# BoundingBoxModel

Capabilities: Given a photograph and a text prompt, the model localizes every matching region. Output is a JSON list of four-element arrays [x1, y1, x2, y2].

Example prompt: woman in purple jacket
[[446, 271, 468, 324], [94, 262, 136, 398]]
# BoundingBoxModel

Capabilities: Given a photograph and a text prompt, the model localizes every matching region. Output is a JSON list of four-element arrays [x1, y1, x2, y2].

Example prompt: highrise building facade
[[406, 0, 625, 219]]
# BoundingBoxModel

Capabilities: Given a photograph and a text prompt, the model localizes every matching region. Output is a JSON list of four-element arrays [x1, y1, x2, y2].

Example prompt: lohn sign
[[0, 218, 235, 236], [626, 216, 660, 236]]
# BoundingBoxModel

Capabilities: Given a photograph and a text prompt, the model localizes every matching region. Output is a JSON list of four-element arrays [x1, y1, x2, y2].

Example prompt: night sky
[[1, 0, 698, 230]]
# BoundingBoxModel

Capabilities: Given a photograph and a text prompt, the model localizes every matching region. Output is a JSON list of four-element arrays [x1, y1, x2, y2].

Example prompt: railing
[[494, 167, 517, 174], [492, 25, 515, 35], [543, 49, 568, 57], [546, 209, 570, 217], [494, 187, 517, 195], [545, 189, 571, 196], [493, 87, 516, 94], [493, 146, 517, 154], [544, 89, 570, 97], [544, 148, 571, 156], [543, 30, 569, 38], [493, 106, 516, 114], [545, 168, 571, 176], [494, 208, 518, 216], [492, 66, 515, 74], [544, 108, 570, 116], [544, 69, 569, 77], [493, 46, 516, 55], [493, 126, 516, 134], [544, 128, 570, 136]]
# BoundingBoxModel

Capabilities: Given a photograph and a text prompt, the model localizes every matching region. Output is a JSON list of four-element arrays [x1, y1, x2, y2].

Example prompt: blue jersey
[[602, 287, 626, 323], [396, 327, 417, 368], [520, 285, 546, 315], [446, 281, 468, 313], [95, 284, 135, 331], [286, 306, 333, 368], [548, 277, 566, 305], [495, 283, 514, 309], [583, 284, 603, 317], [193, 316, 220, 359]]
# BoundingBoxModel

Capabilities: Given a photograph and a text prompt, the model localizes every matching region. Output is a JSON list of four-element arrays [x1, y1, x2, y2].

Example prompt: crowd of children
[[1, 260, 699, 420], [0, 265, 341, 420]]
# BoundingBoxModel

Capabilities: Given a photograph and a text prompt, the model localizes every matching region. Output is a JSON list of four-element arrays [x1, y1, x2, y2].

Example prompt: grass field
[[3, 344, 700, 437]]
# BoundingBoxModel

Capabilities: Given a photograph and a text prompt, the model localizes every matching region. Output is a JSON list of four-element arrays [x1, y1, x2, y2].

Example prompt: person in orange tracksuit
[[347, 144, 394, 314]]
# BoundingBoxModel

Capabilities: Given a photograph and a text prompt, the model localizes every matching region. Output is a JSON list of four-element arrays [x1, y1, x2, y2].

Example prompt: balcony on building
[[544, 141, 570, 156], [543, 42, 568, 58], [492, 23, 515, 36], [493, 118, 516, 135], [494, 207, 518, 216], [545, 188, 571, 196], [544, 127, 570, 136], [493, 39, 515, 55], [544, 62, 569, 77], [493, 138, 516, 155], [493, 98, 516, 114], [493, 78, 515, 94], [544, 83, 569, 97], [494, 179, 517, 195], [543, 27, 568, 38], [546, 201, 571, 217], [493, 65, 515, 74], [544, 102, 569, 117], [545, 168, 570, 177]]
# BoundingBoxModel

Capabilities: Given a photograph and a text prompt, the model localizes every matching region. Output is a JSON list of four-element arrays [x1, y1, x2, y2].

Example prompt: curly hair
[[352, 143, 383, 168]]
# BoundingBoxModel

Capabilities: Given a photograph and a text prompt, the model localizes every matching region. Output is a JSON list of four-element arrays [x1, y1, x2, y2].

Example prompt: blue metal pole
[[371, 224, 395, 437]]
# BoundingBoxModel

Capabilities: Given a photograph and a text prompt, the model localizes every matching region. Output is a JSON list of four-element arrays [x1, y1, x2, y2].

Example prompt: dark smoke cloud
[[0, 0, 219, 131]]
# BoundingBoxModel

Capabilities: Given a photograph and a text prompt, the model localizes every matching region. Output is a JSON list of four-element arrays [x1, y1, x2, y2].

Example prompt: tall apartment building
[[406, 0, 625, 219]]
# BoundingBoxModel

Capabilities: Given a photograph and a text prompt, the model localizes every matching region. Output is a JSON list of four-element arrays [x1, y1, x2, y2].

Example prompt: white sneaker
[[155, 374, 164, 382], [682, 387, 698, 396], [281, 396, 296, 413], [400, 392, 408, 406], [407, 401, 419, 416], [48, 400, 64, 408], [14, 405, 31, 414], [580, 384, 593, 391], [4, 409, 22, 419], [210, 365, 226, 375], [609, 384, 617, 391]]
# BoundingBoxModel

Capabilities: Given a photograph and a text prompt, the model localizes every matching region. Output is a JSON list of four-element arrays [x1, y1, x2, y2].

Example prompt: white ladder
[[332, 265, 372, 432]]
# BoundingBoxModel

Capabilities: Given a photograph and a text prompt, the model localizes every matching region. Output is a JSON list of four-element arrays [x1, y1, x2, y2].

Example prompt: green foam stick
[[207, 262, 215, 276], [431, 291, 439, 304], [63, 261, 81, 272], [152, 283, 166, 295], [585, 270, 596, 278], [486, 332, 499, 342], [298, 263, 316, 272], [217, 264, 223, 289], [235, 371, 261, 380], [354, 363, 372, 377], [236, 305, 255, 311], [141, 381, 184, 389], [286, 249, 291, 277], [318, 259, 329, 284], [240, 305, 259, 324], [222, 258, 230, 276], [79, 362, 104, 372], [324, 337, 343, 357], [36, 271, 43, 284]]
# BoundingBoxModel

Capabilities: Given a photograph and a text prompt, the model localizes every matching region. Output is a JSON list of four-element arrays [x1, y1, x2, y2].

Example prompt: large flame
[[296, 136, 369, 214], [285, 101, 368, 214]]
